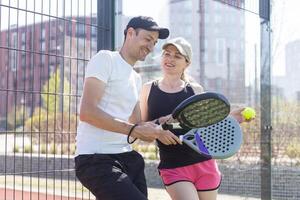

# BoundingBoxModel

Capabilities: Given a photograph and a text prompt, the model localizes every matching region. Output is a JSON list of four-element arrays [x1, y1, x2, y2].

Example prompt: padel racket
[[179, 116, 243, 159], [161, 92, 230, 130]]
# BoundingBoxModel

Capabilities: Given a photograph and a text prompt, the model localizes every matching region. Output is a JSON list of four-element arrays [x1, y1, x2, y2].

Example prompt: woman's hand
[[156, 114, 172, 124], [155, 128, 182, 145], [230, 107, 255, 123]]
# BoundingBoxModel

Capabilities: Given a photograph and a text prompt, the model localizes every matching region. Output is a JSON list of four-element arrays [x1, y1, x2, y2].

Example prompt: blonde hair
[[180, 71, 189, 82]]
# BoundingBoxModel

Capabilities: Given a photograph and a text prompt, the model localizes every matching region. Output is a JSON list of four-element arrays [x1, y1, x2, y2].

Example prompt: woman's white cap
[[162, 37, 192, 62]]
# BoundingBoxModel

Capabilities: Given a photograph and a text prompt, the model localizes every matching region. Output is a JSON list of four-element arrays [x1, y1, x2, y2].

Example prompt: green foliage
[[7, 105, 29, 130], [147, 144, 157, 153], [70, 143, 76, 155], [40, 144, 47, 154], [24, 144, 33, 153], [286, 140, 300, 159], [61, 143, 76, 155], [13, 145, 20, 153], [271, 96, 300, 160], [49, 143, 58, 154], [24, 68, 77, 145], [136, 145, 149, 153], [41, 69, 71, 113], [144, 152, 157, 160], [272, 96, 300, 126], [132, 143, 158, 160], [31, 68, 77, 145], [24, 108, 78, 145]]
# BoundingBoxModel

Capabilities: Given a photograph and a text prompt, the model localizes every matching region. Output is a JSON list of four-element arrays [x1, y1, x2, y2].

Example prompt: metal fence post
[[260, 0, 272, 200], [97, 0, 115, 51]]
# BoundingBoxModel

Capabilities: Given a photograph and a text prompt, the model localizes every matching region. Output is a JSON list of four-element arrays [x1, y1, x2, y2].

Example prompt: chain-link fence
[[1, 0, 299, 200]]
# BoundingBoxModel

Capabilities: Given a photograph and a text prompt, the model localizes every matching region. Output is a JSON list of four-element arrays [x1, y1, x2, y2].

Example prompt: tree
[[41, 68, 70, 113], [24, 68, 77, 146]]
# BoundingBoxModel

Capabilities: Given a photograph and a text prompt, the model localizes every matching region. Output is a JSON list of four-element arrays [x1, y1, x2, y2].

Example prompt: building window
[[216, 38, 225, 65], [41, 41, 46, 52], [42, 27, 46, 38], [10, 32, 18, 71], [77, 24, 86, 37], [21, 32, 26, 44]]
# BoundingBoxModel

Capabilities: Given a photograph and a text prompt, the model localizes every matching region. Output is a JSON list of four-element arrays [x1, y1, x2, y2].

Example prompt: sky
[[271, 0, 300, 76], [121, 0, 169, 26], [0, 0, 97, 29]]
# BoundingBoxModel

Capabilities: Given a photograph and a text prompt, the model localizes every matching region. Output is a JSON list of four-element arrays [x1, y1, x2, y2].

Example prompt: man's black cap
[[124, 16, 169, 39]]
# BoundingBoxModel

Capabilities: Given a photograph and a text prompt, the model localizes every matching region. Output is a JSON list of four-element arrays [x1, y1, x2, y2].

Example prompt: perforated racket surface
[[179, 116, 243, 159], [162, 92, 230, 130]]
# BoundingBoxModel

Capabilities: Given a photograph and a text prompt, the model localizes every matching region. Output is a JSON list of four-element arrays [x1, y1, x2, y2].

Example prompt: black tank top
[[147, 81, 211, 169]]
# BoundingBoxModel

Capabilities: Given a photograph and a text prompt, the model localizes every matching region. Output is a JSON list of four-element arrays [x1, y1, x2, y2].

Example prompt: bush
[[7, 105, 30, 130], [24, 108, 78, 145], [144, 152, 157, 160], [49, 143, 59, 154], [40, 144, 47, 154], [286, 140, 300, 159], [24, 144, 33, 153], [132, 142, 158, 160], [62, 143, 76, 155], [13, 145, 20, 153]]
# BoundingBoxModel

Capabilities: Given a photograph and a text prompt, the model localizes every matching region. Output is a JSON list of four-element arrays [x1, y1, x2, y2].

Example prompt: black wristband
[[127, 124, 138, 144]]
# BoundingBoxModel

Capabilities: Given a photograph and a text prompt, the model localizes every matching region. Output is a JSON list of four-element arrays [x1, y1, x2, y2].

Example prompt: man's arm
[[129, 102, 141, 124], [79, 77, 132, 134], [80, 77, 181, 144]]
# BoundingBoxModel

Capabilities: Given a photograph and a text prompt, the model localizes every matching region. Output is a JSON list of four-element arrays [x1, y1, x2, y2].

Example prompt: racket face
[[173, 92, 230, 129], [181, 116, 242, 159]]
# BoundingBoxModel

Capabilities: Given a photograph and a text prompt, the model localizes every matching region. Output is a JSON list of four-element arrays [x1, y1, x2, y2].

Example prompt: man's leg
[[75, 154, 147, 200], [121, 151, 148, 196]]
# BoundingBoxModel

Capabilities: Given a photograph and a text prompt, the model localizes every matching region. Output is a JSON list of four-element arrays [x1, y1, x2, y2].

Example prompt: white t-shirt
[[76, 50, 142, 155]]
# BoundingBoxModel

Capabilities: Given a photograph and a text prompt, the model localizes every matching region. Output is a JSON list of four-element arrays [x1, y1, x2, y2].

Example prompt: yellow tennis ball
[[242, 107, 256, 120]]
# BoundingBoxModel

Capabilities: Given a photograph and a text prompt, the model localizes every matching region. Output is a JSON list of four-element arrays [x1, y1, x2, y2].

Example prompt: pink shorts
[[159, 160, 221, 191]]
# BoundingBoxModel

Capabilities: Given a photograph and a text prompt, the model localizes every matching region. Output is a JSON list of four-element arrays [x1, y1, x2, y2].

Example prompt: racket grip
[[179, 135, 184, 142], [161, 123, 173, 130]]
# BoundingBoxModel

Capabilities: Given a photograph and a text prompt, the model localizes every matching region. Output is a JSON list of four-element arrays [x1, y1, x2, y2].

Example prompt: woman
[[140, 37, 248, 200]]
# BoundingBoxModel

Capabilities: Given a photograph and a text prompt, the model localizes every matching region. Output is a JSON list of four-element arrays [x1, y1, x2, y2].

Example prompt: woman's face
[[161, 44, 189, 76]]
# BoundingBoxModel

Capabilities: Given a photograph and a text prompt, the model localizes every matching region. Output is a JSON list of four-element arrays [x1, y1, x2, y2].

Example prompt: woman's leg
[[166, 181, 199, 200], [193, 160, 221, 200], [197, 189, 218, 200]]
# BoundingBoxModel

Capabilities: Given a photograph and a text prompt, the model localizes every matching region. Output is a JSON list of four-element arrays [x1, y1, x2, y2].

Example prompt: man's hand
[[130, 122, 182, 145]]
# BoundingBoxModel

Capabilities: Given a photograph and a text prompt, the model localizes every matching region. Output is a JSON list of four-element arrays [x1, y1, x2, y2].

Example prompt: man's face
[[129, 28, 159, 61]]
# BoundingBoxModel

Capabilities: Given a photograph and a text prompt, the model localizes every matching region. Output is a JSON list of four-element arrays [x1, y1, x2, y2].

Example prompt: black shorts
[[75, 150, 147, 200]]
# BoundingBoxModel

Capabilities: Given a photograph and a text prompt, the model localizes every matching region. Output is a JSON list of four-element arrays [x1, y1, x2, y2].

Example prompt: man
[[75, 16, 181, 200]]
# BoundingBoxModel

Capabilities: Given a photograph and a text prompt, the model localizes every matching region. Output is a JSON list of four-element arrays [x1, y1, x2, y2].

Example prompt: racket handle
[[161, 123, 173, 130], [179, 135, 184, 142]]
